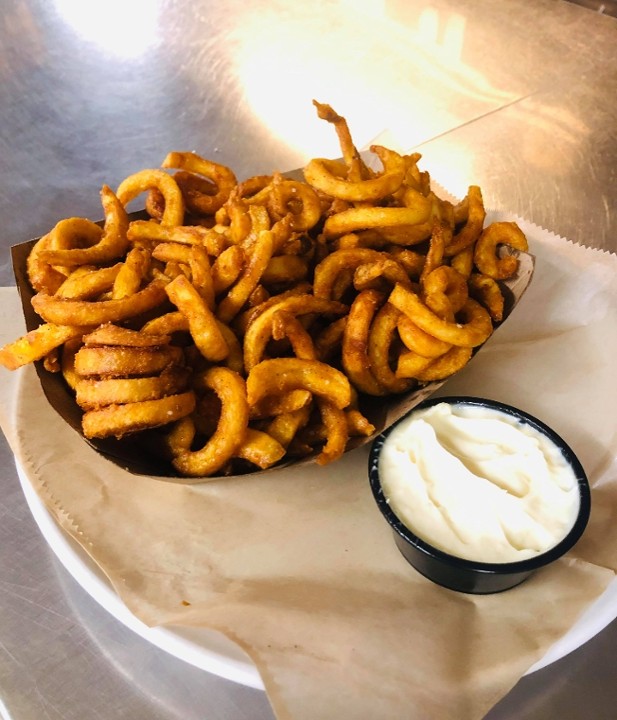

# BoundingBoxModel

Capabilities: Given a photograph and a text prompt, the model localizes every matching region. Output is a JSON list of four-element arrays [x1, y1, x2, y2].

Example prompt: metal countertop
[[1, 1, 616, 718]]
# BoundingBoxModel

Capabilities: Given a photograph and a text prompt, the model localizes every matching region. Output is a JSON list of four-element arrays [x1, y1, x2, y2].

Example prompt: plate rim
[[15, 461, 265, 690], [15, 459, 617, 682]]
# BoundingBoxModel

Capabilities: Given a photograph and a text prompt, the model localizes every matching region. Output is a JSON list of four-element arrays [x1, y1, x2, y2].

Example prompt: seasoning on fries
[[0, 100, 529, 478]]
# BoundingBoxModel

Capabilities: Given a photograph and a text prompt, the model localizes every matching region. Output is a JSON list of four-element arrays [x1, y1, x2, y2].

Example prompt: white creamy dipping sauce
[[378, 402, 580, 563]]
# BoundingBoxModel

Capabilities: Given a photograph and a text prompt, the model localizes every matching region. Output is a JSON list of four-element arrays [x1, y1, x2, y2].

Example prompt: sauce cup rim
[[368, 395, 591, 575]]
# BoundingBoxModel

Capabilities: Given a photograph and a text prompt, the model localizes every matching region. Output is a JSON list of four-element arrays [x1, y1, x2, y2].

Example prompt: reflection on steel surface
[[52, 0, 163, 59], [234, 2, 518, 158]]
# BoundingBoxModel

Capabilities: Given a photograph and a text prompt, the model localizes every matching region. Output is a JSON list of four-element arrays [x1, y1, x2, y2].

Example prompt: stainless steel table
[[1, 1, 616, 717]]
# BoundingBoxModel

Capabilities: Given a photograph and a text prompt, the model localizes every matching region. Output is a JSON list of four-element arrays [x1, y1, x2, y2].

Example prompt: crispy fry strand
[[242, 294, 347, 372], [389, 284, 493, 348], [367, 303, 415, 394], [234, 428, 286, 469], [217, 229, 274, 324], [342, 289, 387, 396], [0, 323, 87, 370], [165, 274, 229, 362], [38, 188, 128, 266], [444, 185, 485, 257], [117, 169, 184, 226], [169, 367, 249, 478], [55, 264, 123, 300], [246, 358, 352, 410], [82, 391, 195, 439], [33, 278, 168, 326], [304, 145, 405, 202], [323, 205, 433, 239], [474, 221, 529, 280], [162, 151, 237, 215], [76, 366, 190, 409], [74, 345, 184, 377]]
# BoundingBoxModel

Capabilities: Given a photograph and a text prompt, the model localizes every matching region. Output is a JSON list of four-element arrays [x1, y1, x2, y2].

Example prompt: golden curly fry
[[37, 218, 103, 266], [422, 265, 469, 316], [395, 349, 434, 379], [117, 168, 185, 226], [128, 220, 229, 256], [262, 255, 308, 285], [468, 273, 505, 321], [112, 246, 151, 299], [389, 284, 493, 347], [419, 221, 446, 285], [323, 205, 433, 239], [449, 245, 474, 279], [75, 366, 190, 409], [188, 244, 216, 309], [268, 175, 322, 231], [210, 245, 246, 295], [217, 229, 274, 324], [342, 289, 387, 396], [60, 336, 83, 391], [54, 264, 122, 300], [249, 389, 313, 419], [397, 316, 452, 358], [140, 311, 188, 336], [235, 174, 273, 203], [313, 247, 391, 300], [315, 316, 347, 362], [312, 100, 368, 181], [304, 145, 405, 202], [246, 358, 352, 410], [0, 323, 88, 370], [367, 303, 415, 394], [353, 257, 413, 292], [234, 428, 287, 469], [74, 345, 184, 377], [26, 233, 73, 294], [38, 189, 129, 268], [265, 405, 312, 449], [314, 398, 349, 465], [265, 309, 352, 465], [271, 311, 317, 359], [474, 221, 529, 280], [443, 185, 486, 257], [32, 278, 169, 326], [413, 345, 473, 381], [165, 274, 229, 362], [242, 294, 347, 372], [162, 151, 237, 215], [82, 323, 170, 347], [167, 367, 249, 478], [82, 391, 196, 440]]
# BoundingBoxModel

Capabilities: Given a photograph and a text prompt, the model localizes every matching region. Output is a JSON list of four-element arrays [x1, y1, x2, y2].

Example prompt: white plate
[[16, 461, 264, 690], [16, 460, 617, 685]]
